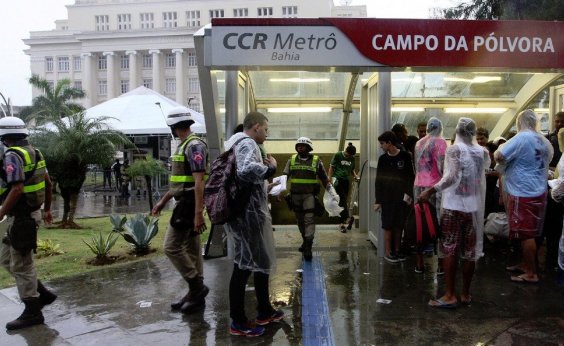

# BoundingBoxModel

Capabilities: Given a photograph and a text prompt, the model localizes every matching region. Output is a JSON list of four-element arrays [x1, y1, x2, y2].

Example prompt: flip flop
[[460, 296, 472, 305], [510, 274, 539, 284], [505, 265, 525, 274], [428, 298, 458, 309]]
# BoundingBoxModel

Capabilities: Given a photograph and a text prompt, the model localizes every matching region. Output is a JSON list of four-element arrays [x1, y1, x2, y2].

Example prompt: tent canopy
[[84, 86, 206, 135]]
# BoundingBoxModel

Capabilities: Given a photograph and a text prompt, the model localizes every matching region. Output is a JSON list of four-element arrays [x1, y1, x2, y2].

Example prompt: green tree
[[28, 74, 86, 125], [31, 112, 134, 228], [435, 0, 563, 20], [126, 155, 167, 211]]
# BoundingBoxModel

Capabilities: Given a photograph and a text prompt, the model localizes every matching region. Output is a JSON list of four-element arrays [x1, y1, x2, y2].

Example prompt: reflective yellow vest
[[169, 135, 208, 197], [289, 154, 320, 194], [0, 145, 46, 210]]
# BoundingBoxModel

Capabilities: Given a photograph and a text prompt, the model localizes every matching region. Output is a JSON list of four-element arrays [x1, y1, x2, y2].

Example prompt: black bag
[[8, 216, 39, 255], [170, 197, 195, 231]]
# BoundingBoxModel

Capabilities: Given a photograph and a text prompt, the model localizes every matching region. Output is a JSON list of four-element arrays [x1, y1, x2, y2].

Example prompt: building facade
[[24, 0, 366, 109]]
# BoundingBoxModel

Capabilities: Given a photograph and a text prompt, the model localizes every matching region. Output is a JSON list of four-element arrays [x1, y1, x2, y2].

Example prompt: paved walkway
[[1, 224, 563, 345]]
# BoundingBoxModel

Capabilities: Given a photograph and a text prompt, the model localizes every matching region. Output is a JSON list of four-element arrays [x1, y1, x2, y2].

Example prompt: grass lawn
[[0, 211, 211, 289]]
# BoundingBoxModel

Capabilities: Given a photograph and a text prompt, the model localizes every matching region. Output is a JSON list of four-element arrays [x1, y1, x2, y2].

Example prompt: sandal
[[428, 297, 458, 309]]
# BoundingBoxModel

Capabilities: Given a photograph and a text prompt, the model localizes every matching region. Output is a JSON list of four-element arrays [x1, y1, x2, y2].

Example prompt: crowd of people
[[1, 108, 563, 335], [374, 110, 564, 309]]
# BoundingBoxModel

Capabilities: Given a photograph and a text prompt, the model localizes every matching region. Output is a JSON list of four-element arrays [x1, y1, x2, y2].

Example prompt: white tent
[[84, 86, 206, 135]]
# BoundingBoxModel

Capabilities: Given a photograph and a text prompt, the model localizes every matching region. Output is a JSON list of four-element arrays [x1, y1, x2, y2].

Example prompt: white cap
[[166, 106, 194, 127], [0, 117, 28, 137]]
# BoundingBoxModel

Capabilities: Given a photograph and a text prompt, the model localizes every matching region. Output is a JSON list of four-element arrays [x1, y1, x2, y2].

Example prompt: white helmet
[[166, 106, 194, 127], [295, 137, 313, 151], [0, 117, 29, 137]]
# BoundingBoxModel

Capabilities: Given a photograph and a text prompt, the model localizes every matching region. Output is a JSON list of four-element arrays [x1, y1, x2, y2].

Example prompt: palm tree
[[28, 75, 85, 125], [31, 112, 134, 228], [126, 155, 167, 211]]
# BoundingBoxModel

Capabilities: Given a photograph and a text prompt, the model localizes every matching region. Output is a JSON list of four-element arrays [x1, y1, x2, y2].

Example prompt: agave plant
[[109, 214, 127, 231], [118, 214, 159, 255], [83, 231, 119, 259]]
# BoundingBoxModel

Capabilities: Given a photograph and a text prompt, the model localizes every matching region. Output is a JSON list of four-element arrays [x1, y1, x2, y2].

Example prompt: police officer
[[282, 137, 334, 261], [0, 117, 55, 330], [151, 107, 209, 314]]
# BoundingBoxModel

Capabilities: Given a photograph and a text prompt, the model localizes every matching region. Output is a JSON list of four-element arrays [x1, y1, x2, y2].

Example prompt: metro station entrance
[[195, 18, 563, 256]]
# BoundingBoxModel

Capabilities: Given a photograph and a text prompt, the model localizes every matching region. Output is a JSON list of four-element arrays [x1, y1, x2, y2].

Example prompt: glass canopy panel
[[249, 71, 350, 101], [390, 72, 535, 98]]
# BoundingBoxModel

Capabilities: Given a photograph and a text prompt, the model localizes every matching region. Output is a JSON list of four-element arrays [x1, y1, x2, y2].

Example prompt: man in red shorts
[[419, 118, 489, 308], [495, 110, 553, 283]]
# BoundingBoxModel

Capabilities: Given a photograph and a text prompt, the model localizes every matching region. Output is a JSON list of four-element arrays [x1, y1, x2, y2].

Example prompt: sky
[[0, 0, 453, 107]]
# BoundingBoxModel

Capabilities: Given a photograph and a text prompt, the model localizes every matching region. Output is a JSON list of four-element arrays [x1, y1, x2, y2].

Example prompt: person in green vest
[[0, 117, 55, 330], [152, 107, 209, 314], [328, 143, 358, 233], [282, 137, 335, 261]]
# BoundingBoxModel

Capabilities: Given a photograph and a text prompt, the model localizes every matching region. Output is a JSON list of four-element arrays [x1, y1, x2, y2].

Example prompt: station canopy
[[204, 18, 563, 143]]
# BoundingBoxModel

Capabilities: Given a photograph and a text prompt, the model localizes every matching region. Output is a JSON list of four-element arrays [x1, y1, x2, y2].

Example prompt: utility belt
[[4, 214, 39, 255]]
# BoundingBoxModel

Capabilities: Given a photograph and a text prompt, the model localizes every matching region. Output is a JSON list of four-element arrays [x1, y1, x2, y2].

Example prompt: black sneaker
[[384, 254, 399, 263], [396, 253, 407, 262]]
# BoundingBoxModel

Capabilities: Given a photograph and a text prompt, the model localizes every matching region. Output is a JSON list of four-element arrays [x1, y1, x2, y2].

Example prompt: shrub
[[114, 214, 159, 255], [83, 231, 119, 259], [36, 239, 64, 257]]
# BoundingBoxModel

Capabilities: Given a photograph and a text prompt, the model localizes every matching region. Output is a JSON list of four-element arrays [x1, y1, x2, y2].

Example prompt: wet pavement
[[1, 192, 564, 345]]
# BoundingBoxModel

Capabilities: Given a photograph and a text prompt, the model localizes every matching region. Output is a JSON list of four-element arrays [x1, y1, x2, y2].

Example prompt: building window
[[98, 80, 108, 95], [209, 9, 224, 18], [120, 80, 129, 94], [165, 53, 175, 68], [143, 79, 152, 89], [140, 13, 154, 29], [190, 100, 200, 112], [95, 15, 109, 31], [58, 57, 70, 72], [188, 78, 199, 93], [45, 57, 54, 72], [120, 55, 129, 69], [257, 7, 273, 17], [98, 55, 107, 70], [187, 52, 197, 66], [163, 11, 177, 28], [165, 78, 176, 93], [186, 11, 200, 27], [74, 81, 82, 90], [117, 14, 131, 30], [142, 54, 152, 68], [282, 6, 298, 17], [233, 8, 248, 17], [73, 56, 81, 71]]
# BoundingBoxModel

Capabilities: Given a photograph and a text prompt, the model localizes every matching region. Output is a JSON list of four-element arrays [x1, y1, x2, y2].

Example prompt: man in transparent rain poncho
[[420, 117, 489, 308], [495, 109, 552, 284], [223, 112, 283, 337], [413, 117, 447, 275]]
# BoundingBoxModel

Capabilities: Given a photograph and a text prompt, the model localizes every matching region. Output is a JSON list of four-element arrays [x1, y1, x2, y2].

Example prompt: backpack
[[204, 137, 252, 225], [404, 201, 440, 247]]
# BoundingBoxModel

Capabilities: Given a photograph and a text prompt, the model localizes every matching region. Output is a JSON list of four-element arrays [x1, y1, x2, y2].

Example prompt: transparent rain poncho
[[434, 118, 490, 260], [223, 132, 276, 274], [549, 128, 564, 271], [495, 110, 553, 198], [414, 117, 448, 193]]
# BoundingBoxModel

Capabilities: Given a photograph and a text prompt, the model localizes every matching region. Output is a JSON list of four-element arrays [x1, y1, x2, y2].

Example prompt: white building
[[24, 0, 366, 110]]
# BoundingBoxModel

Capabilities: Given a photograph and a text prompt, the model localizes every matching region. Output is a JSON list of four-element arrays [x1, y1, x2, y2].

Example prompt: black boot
[[303, 238, 313, 261], [6, 297, 45, 330], [181, 277, 209, 314], [170, 291, 190, 310], [298, 234, 305, 252], [37, 280, 57, 309]]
